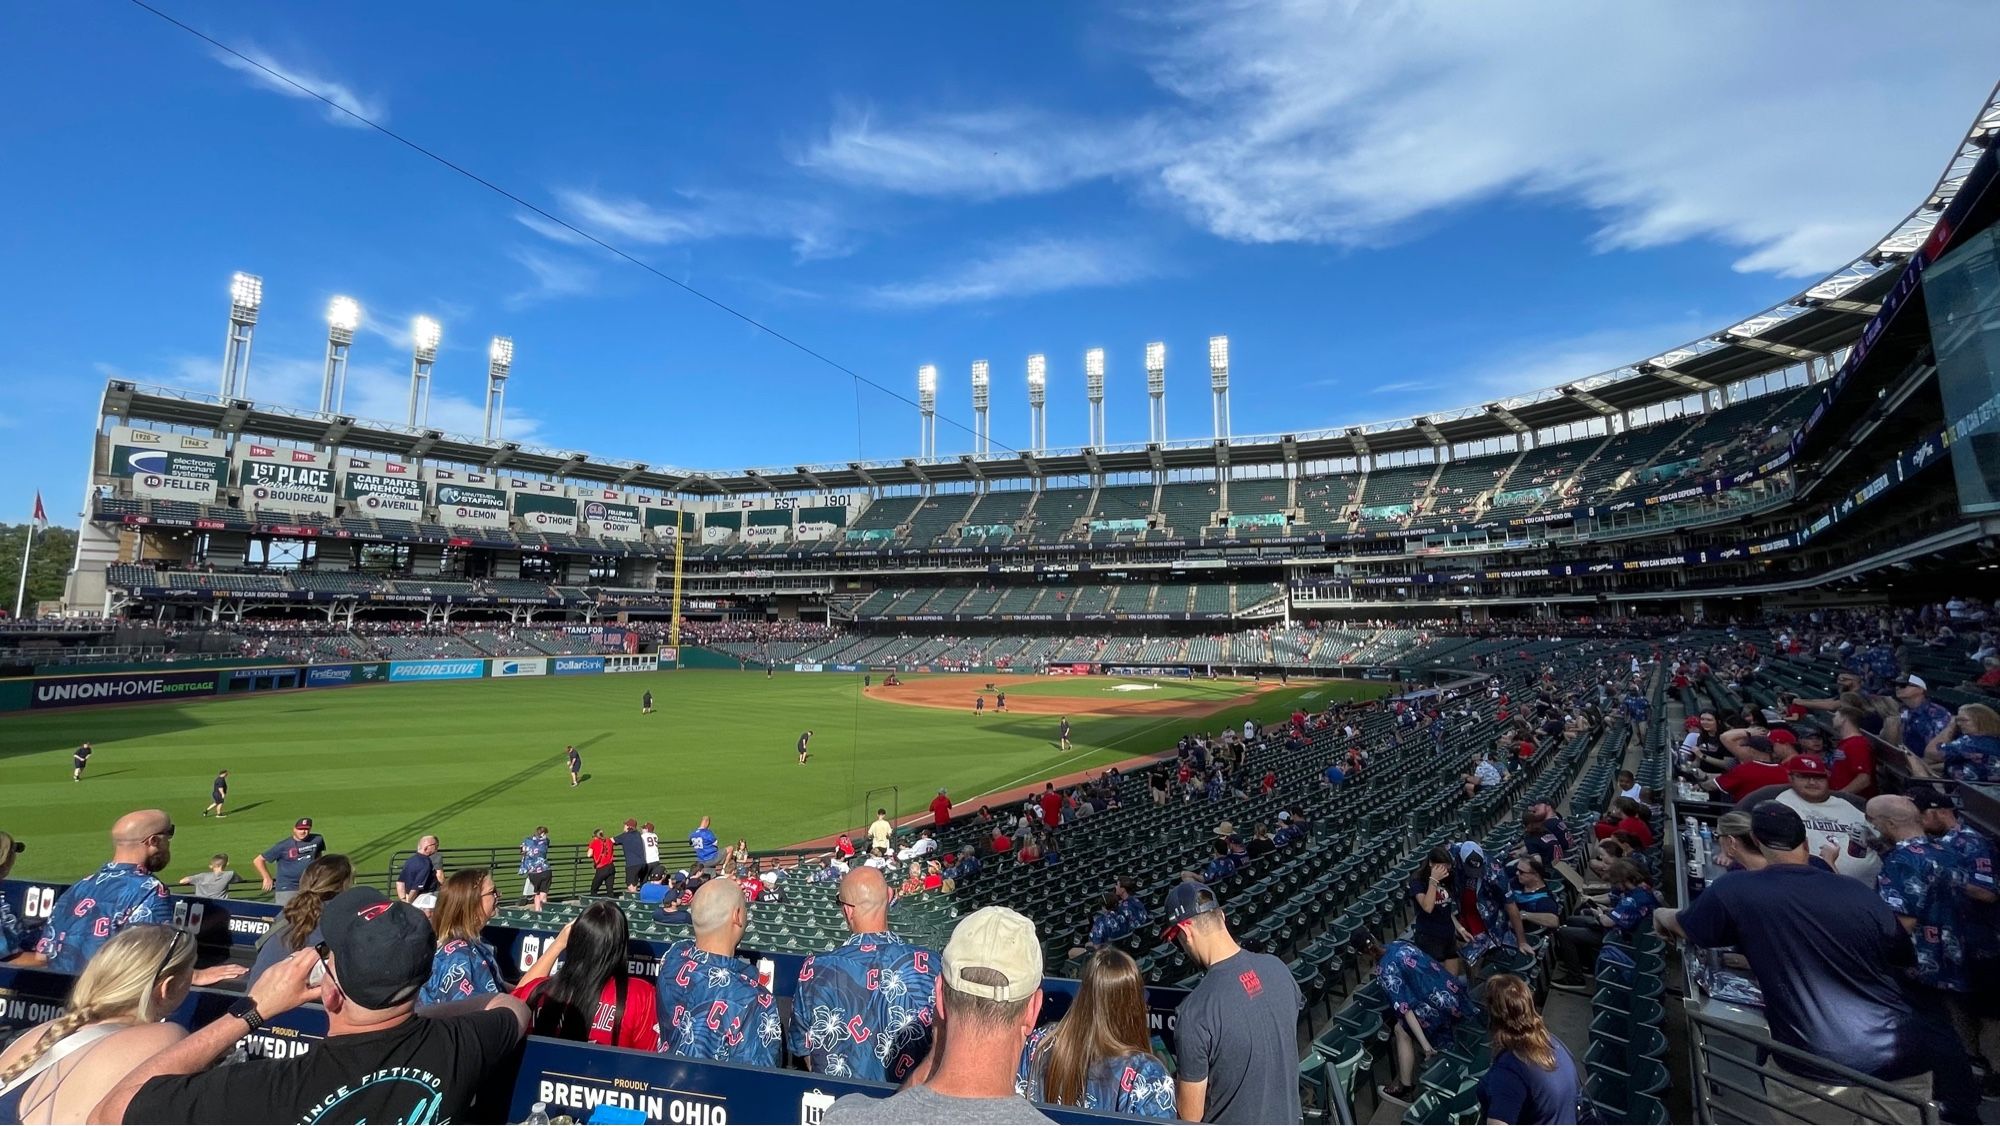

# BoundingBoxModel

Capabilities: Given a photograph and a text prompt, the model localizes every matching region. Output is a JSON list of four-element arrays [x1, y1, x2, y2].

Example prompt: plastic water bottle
[[522, 1103, 552, 1125]]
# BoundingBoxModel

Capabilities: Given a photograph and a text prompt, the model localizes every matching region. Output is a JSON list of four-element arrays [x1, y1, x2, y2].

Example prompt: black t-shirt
[[126, 1010, 522, 1124], [614, 830, 645, 870], [1675, 863, 1921, 1083], [1175, 950, 1302, 1124], [1410, 876, 1455, 940]]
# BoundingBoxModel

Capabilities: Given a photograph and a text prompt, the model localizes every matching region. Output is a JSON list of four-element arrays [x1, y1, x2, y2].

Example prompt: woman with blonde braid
[[0, 925, 203, 1123]]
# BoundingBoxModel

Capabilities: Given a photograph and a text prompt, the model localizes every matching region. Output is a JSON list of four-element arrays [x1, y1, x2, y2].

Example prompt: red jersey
[[515, 975, 661, 1051], [1831, 735, 1877, 796], [930, 795, 953, 827], [588, 837, 615, 868], [992, 833, 1014, 853], [1716, 760, 1790, 802], [1517, 740, 1536, 761], [1039, 791, 1062, 827]]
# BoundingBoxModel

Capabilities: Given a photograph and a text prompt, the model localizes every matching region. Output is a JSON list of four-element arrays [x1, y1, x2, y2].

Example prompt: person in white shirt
[[641, 822, 662, 872], [1764, 757, 1879, 884], [867, 809, 894, 853], [897, 830, 939, 863]]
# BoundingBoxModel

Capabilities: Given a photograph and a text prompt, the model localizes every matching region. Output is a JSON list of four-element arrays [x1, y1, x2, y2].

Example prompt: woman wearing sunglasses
[[0, 924, 221, 1123], [421, 868, 505, 1004]]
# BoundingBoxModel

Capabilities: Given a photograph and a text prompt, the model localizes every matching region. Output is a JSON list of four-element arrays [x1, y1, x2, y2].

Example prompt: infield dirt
[[863, 673, 1276, 719]]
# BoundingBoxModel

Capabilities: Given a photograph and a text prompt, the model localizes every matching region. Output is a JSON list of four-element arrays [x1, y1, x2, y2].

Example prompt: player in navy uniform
[[567, 744, 582, 788], [996, 691, 1007, 713], [72, 742, 92, 782], [1059, 717, 1072, 751], [975, 695, 985, 716], [202, 769, 229, 818], [642, 690, 654, 715], [797, 729, 814, 765]]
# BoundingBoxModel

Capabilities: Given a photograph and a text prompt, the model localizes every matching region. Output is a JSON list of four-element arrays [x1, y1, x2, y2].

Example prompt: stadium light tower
[[219, 272, 262, 400], [320, 296, 360, 414], [971, 360, 991, 456], [1085, 348, 1106, 448], [484, 336, 513, 441], [1027, 354, 1048, 454], [1209, 334, 1232, 440], [1145, 341, 1167, 444], [917, 364, 938, 458], [407, 316, 441, 428]]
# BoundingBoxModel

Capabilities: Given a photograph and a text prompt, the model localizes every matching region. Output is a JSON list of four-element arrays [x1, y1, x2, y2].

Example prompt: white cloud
[[862, 236, 1159, 309], [531, 188, 855, 262], [801, 2, 1999, 277], [213, 47, 384, 128], [506, 246, 598, 308]]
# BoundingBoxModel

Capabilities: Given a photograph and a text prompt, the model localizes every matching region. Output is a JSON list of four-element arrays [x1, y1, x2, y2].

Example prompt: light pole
[[407, 316, 440, 428], [220, 272, 262, 400], [917, 364, 938, 458], [1085, 348, 1106, 448], [1209, 334, 1231, 440], [1146, 341, 1166, 444], [1027, 354, 1047, 454], [484, 336, 513, 441], [971, 360, 990, 456], [321, 296, 359, 414]]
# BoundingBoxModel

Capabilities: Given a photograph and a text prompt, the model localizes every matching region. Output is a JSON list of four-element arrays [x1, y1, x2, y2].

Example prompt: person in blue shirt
[[1914, 788, 2000, 1085], [1115, 878, 1148, 932], [1017, 948, 1176, 1119], [0, 832, 23, 960], [637, 870, 676, 905], [1370, 934, 1477, 1101], [1322, 762, 1346, 788], [657, 878, 783, 1066], [1894, 675, 1955, 758], [1478, 973, 1579, 1125], [1505, 857, 1563, 951], [395, 834, 442, 903], [1913, 703, 2000, 785], [1200, 841, 1237, 884], [421, 867, 505, 1004], [1073, 894, 1132, 961], [253, 818, 327, 906], [789, 867, 939, 1081], [519, 826, 551, 913], [689, 815, 721, 867], [24, 809, 175, 974], [1552, 860, 1658, 989]]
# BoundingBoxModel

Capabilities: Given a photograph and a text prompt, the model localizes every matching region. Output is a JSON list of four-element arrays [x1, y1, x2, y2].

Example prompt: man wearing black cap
[[1163, 879, 1300, 1124], [1911, 787, 1999, 1093], [253, 818, 326, 906], [1656, 802, 1935, 1118], [97, 887, 529, 1124]]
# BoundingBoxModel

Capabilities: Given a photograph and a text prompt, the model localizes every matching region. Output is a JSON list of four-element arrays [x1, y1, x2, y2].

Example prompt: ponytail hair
[[0, 925, 195, 1084]]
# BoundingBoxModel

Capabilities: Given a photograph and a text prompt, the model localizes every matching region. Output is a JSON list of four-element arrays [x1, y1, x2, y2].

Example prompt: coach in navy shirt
[[1657, 802, 1933, 1115], [253, 818, 327, 906]]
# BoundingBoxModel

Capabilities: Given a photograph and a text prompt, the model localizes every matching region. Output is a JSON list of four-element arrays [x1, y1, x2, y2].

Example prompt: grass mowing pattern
[[0, 670, 1386, 885]]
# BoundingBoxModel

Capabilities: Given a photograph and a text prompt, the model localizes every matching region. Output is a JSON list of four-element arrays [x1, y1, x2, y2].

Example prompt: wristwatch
[[227, 996, 266, 1034]]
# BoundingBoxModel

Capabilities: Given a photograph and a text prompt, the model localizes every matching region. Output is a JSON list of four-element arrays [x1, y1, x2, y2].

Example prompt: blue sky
[[2, 3, 1997, 522]]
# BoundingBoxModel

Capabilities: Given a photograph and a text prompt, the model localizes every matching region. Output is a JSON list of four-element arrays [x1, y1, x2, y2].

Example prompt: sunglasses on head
[[155, 926, 191, 984]]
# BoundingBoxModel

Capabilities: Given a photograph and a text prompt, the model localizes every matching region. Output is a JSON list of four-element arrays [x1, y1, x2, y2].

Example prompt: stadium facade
[[63, 86, 2000, 633]]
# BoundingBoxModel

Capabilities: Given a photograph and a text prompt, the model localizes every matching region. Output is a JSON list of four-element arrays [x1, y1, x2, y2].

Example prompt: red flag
[[32, 492, 47, 531]]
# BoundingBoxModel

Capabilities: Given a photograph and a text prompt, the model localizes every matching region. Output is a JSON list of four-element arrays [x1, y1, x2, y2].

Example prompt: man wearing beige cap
[[823, 906, 1051, 1124]]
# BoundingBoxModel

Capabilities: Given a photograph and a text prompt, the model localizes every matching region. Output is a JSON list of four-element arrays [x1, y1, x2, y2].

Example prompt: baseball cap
[[624, 818, 638, 830], [1749, 802, 1807, 851], [1908, 788, 1956, 812], [1162, 879, 1220, 940], [1786, 756, 1830, 777], [294, 818, 313, 830], [319, 887, 434, 1009], [1792, 725, 1827, 743], [942, 906, 1042, 1003], [1894, 674, 1928, 691], [1768, 729, 1796, 747]]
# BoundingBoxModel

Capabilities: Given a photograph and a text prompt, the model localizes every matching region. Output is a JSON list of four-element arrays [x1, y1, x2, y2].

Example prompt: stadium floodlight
[[219, 272, 263, 400], [1084, 348, 1107, 448], [407, 316, 441, 427], [1208, 334, 1231, 439], [1145, 341, 1167, 444], [971, 360, 991, 456], [1027, 353, 1047, 454], [320, 295, 360, 414], [917, 364, 938, 458], [484, 335, 513, 441]]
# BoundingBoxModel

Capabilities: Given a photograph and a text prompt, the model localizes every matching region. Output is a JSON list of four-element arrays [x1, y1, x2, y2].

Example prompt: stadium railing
[[387, 841, 697, 901], [1685, 1009, 1938, 1124]]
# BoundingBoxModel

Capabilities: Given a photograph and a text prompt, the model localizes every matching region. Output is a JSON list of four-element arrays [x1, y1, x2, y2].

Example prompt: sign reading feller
[[110, 428, 230, 503], [435, 484, 510, 529], [32, 670, 222, 709]]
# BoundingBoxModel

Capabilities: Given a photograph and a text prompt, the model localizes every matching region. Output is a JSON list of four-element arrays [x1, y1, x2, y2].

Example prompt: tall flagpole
[[12, 521, 32, 620]]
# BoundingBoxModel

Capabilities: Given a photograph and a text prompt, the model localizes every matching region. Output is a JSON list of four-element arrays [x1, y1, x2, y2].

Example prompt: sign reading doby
[[583, 499, 642, 539], [238, 444, 334, 514], [110, 426, 229, 502]]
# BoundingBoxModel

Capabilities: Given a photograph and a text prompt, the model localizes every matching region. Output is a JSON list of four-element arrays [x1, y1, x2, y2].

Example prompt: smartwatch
[[227, 995, 266, 1034]]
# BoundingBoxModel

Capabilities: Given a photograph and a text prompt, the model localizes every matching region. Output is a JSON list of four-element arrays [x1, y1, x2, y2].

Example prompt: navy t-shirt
[[1410, 877, 1455, 941], [614, 830, 646, 870], [398, 853, 438, 897], [1675, 863, 1922, 1082], [1478, 1041, 1579, 1124], [260, 834, 326, 891]]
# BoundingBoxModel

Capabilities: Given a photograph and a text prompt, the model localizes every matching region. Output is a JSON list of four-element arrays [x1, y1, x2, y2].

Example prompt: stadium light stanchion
[[484, 336, 513, 441], [1085, 347, 1106, 449], [917, 364, 938, 459], [1209, 334, 1231, 440], [1146, 341, 1167, 444], [971, 360, 991, 457], [668, 511, 686, 654], [407, 316, 441, 428], [220, 272, 262, 401], [1027, 354, 1047, 454], [321, 297, 360, 415]]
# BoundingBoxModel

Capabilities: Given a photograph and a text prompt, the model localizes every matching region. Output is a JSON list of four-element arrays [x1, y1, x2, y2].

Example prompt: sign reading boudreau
[[238, 444, 335, 515]]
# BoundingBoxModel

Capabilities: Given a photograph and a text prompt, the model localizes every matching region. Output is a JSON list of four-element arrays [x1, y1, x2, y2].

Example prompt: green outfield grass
[[0, 670, 1386, 886]]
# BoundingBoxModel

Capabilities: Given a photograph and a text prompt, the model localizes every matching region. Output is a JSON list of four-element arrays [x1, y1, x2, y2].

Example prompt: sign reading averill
[[108, 426, 230, 503], [510, 478, 578, 533], [340, 456, 426, 519], [237, 444, 335, 515]]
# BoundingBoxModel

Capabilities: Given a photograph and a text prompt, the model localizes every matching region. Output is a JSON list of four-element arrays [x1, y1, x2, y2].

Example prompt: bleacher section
[[1353, 465, 1436, 532], [1024, 487, 1095, 542], [1155, 482, 1221, 536]]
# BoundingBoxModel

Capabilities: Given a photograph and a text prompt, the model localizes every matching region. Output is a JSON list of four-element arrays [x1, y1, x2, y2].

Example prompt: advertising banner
[[582, 500, 641, 539], [702, 525, 733, 545], [602, 654, 659, 673], [387, 659, 486, 682], [550, 655, 605, 676], [110, 428, 230, 503], [491, 657, 548, 677], [512, 489, 579, 534], [237, 444, 335, 515], [795, 521, 836, 541], [743, 523, 786, 543], [303, 665, 358, 688], [434, 484, 510, 529], [341, 458, 426, 520], [31, 670, 222, 709], [1089, 518, 1149, 533]]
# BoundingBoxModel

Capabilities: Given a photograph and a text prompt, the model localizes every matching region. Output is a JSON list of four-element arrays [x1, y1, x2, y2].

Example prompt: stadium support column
[[321, 297, 359, 414], [918, 365, 938, 458], [1027, 354, 1048, 454], [484, 336, 513, 441], [1085, 348, 1106, 448], [407, 317, 441, 428], [971, 360, 991, 456], [1209, 335, 1231, 440], [220, 272, 262, 400], [1145, 342, 1167, 444]]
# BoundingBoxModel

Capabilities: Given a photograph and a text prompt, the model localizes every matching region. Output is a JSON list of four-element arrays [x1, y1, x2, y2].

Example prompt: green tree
[[0, 523, 78, 615]]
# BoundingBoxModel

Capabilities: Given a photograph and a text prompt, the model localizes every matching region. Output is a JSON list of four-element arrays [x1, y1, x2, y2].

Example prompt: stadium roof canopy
[[101, 84, 2000, 497]]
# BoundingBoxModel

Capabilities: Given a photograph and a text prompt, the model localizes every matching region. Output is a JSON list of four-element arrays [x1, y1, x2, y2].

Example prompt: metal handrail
[[1684, 995, 1938, 1124], [388, 840, 697, 902]]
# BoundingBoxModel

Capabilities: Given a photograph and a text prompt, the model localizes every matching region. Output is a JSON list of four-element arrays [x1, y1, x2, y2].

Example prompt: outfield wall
[[0, 651, 673, 714]]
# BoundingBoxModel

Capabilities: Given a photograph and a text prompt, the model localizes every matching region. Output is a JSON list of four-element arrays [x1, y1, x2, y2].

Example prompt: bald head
[[839, 867, 891, 932], [691, 876, 745, 937], [111, 808, 172, 871], [1867, 794, 1922, 840]]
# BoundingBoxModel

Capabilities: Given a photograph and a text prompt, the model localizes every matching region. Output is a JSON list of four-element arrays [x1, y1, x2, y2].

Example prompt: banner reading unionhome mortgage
[[108, 426, 230, 503], [237, 444, 335, 515], [341, 456, 426, 520], [510, 479, 578, 534], [32, 670, 222, 709]]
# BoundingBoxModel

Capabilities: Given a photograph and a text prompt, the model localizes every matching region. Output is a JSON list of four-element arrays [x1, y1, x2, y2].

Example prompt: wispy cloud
[[862, 236, 1159, 309], [524, 188, 858, 263], [506, 246, 598, 308], [800, 3, 1996, 278], [212, 47, 384, 128]]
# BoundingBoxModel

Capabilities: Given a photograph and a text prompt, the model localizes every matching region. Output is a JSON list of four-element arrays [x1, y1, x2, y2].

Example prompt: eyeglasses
[[480, 887, 500, 902], [151, 824, 177, 842], [155, 926, 190, 984]]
